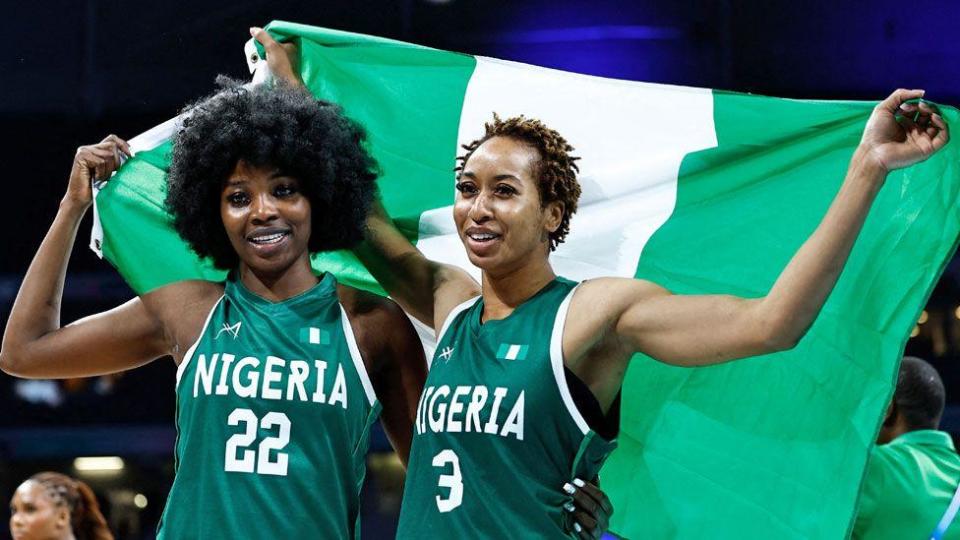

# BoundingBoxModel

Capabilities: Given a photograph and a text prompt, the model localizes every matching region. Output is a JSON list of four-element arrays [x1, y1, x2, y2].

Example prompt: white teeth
[[250, 232, 287, 244], [469, 233, 498, 241]]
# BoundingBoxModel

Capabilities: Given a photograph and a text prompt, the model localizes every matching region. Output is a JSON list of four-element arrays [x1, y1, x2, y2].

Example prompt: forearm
[[2, 199, 87, 358], [759, 147, 886, 346], [355, 200, 441, 325]]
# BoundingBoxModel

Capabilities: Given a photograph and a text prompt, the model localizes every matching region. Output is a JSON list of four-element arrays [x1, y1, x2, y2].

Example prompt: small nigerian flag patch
[[496, 343, 529, 361], [299, 327, 331, 346]]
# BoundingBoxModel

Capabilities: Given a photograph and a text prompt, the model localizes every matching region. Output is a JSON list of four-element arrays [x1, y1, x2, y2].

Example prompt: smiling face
[[453, 136, 564, 276], [9, 481, 69, 540], [220, 160, 313, 278]]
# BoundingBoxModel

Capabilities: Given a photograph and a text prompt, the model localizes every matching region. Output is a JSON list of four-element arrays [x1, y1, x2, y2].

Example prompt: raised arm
[[355, 199, 479, 331], [0, 136, 171, 378], [569, 89, 949, 374]]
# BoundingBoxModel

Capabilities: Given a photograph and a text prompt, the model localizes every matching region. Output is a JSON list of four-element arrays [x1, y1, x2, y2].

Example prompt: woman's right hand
[[66, 134, 131, 208]]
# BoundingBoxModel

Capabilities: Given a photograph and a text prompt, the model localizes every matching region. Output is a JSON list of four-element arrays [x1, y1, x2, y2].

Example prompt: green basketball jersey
[[397, 278, 617, 538], [157, 273, 381, 539]]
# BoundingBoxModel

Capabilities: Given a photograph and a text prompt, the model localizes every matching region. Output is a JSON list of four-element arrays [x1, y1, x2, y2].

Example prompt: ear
[[543, 200, 564, 235], [55, 506, 71, 530]]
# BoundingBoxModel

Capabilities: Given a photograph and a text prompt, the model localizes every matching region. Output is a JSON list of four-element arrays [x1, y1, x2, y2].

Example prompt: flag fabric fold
[[91, 20, 960, 539]]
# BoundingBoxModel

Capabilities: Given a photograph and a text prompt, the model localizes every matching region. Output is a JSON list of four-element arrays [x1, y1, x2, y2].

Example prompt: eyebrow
[[460, 171, 521, 182]]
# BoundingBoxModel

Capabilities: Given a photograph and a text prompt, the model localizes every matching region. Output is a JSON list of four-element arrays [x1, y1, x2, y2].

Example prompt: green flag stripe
[[601, 91, 960, 539]]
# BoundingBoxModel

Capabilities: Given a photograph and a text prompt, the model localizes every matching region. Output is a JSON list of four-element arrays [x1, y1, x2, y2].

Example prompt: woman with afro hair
[[0, 30, 427, 539]]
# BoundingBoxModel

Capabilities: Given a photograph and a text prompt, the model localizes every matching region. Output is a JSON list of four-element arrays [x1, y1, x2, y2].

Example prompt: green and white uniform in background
[[397, 278, 617, 538], [157, 273, 380, 539]]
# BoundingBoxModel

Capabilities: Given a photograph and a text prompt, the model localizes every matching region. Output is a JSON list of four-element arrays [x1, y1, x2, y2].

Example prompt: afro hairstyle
[[165, 79, 378, 270]]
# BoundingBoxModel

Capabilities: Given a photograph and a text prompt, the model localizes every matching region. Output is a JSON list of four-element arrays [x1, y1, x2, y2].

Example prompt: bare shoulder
[[572, 277, 668, 315], [432, 264, 481, 332], [562, 277, 669, 361], [337, 283, 421, 371], [141, 279, 224, 360]]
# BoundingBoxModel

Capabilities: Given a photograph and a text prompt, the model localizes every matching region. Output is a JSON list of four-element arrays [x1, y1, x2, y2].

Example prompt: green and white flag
[[91, 20, 960, 539]]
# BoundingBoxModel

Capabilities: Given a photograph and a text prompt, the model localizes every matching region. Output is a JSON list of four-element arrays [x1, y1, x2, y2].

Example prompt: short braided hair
[[455, 114, 581, 250]]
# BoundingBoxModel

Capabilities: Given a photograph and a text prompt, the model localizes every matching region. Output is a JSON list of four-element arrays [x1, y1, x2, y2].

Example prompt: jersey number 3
[[224, 408, 291, 476], [433, 449, 464, 512]]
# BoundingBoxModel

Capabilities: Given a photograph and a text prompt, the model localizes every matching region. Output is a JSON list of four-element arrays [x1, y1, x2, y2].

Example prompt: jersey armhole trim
[[339, 304, 378, 407], [431, 295, 481, 369], [175, 295, 225, 390], [550, 284, 590, 435]]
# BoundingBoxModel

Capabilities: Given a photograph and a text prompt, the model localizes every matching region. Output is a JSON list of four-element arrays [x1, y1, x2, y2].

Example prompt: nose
[[250, 192, 278, 225], [467, 190, 493, 224]]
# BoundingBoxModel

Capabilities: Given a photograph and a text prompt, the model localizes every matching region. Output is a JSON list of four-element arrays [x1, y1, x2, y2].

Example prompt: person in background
[[9, 471, 113, 540], [853, 356, 960, 539]]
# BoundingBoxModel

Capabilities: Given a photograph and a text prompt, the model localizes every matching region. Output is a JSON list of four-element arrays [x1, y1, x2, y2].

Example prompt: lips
[[463, 227, 502, 256], [245, 227, 291, 256]]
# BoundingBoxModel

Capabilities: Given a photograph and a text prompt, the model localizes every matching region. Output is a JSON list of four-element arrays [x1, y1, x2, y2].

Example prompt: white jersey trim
[[549, 284, 590, 435], [339, 304, 378, 407], [175, 295, 225, 389], [432, 295, 481, 369]]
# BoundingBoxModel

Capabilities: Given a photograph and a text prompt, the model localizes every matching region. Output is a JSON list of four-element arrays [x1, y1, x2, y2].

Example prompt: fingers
[[101, 133, 133, 157], [76, 135, 129, 181], [931, 113, 951, 152], [878, 88, 925, 114], [250, 26, 281, 54], [564, 480, 609, 537], [573, 478, 614, 517]]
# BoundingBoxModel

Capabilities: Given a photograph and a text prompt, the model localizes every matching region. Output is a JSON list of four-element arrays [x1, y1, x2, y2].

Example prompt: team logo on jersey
[[438, 346, 455, 363], [215, 321, 242, 340], [299, 327, 331, 346], [495, 343, 529, 361]]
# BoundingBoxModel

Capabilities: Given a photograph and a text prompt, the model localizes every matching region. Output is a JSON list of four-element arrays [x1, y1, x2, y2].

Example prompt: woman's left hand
[[564, 477, 614, 539], [859, 88, 949, 173]]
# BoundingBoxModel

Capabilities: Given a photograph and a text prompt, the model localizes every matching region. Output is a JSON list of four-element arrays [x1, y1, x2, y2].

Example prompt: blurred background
[[1, 0, 958, 537]]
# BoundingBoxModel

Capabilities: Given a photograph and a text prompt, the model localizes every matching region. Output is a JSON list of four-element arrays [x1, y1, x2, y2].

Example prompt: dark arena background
[[1, 1, 958, 538]]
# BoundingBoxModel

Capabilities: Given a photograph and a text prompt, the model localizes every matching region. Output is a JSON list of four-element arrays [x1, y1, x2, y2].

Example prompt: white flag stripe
[[506, 344, 522, 360], [309, 327, 321, 344], [419, 55, 717, 281]]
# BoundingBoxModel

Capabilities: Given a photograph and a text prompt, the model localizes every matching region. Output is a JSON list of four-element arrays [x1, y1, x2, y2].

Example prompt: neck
[[480, 252, 556, 321], [239, 255, 319, 301]]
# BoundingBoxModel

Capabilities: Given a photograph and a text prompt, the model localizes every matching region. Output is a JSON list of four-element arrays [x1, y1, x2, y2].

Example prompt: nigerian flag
[[90, 20, 960, 539]]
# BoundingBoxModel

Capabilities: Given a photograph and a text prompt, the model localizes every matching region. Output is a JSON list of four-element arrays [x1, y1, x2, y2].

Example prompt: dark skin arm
[[0, 136, 173, 378], [338, 285, 426, 467]]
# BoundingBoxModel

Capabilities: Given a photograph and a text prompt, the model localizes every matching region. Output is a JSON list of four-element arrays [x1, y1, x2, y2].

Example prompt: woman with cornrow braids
[[358, 89, 949, 539], [9, 472, 113, 540]]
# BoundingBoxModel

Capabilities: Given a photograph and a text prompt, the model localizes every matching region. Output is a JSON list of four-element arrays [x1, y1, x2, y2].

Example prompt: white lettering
[[446, 386, 471, 433], [215, 354, 236, 395], [484, 387, 508, 435], [464, 386, 487, 432], [328, 364, 348, 409], [233, 357, 261, 398], [418, 386, 435, 435], [429, 385, 451, 432], [311, 360, 328, 403], [261, 356, 285, 400], [500, 390, 525, 441], [286, 360, 309, 401], [193, 353, 218, 398]]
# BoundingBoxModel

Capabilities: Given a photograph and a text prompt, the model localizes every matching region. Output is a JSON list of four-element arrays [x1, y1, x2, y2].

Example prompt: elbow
[[0, 344, 35, 377], [0, 349, 23, 376], [758, 317, 802, 354]]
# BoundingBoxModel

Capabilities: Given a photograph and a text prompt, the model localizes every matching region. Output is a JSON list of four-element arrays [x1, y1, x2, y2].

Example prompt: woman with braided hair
[[9, 472, 113, 540], [358, 90, 949, 539]]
